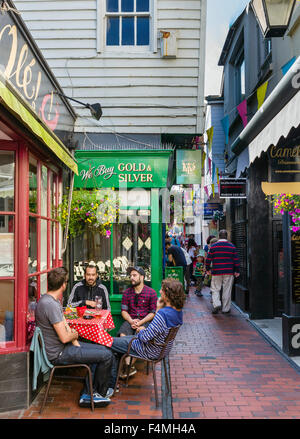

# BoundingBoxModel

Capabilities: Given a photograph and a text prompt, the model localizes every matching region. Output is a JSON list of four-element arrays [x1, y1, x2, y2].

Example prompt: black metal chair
[[37, 333, 94, 413], [113, 325, 180, 407]]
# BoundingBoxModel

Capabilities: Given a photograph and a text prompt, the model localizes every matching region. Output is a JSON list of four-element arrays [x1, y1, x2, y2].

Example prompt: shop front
[[0, 6, 77, 412], [71, 150, 174, 334]]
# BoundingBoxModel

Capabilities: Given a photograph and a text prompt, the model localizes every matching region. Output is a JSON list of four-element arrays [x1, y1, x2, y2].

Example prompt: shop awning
[[0, 78, 78, 175], [248, 89, 300, 165]]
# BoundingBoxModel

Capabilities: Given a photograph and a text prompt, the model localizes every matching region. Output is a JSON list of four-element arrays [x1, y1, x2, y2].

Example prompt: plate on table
[[83, 315, 94, 320]]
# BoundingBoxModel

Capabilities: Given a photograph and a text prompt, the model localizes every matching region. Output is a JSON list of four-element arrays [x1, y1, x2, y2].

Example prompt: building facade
[[218, 3, 300, 325]]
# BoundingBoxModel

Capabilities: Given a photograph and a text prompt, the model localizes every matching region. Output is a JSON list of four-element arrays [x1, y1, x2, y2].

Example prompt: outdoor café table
[[65, 310, 115, 347]]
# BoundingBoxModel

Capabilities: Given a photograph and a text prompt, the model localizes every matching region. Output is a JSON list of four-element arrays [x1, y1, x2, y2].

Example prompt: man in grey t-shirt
[[35, 267, 114, 407]]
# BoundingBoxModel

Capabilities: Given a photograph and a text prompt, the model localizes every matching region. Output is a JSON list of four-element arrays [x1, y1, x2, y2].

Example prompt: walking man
[[205, 230, 240, 314]]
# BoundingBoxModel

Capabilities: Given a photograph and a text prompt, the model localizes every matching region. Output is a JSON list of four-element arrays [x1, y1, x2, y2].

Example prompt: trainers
[[119, 366, 137, 379], [105, 387, 114, 398], [79, 392, 110, 407], [212, 306, 221, 314]]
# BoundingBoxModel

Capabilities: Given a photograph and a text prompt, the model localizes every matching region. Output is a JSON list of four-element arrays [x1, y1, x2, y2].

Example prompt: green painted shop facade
[[71, 150, 175, 334]]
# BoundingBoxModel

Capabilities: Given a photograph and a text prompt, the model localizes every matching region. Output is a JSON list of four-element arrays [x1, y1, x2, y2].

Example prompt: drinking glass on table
[[95, 296, 102, 310]]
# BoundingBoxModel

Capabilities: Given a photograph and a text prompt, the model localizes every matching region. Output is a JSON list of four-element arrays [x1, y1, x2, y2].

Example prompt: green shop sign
[[176, 149, 202, 185], [74, 150, 174, 188]]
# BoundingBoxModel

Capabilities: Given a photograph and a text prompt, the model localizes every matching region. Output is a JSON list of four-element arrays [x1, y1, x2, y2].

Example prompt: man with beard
[[67, 264, 111, 311], [117, 267, 157, 378]]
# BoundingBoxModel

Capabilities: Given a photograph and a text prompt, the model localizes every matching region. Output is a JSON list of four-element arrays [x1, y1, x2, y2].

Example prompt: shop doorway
[[273, 221, 285, 317]]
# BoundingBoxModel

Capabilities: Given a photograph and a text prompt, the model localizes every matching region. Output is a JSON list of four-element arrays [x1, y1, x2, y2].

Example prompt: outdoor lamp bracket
[[54, 91, 102, 120], [251, 0, 297, 38]]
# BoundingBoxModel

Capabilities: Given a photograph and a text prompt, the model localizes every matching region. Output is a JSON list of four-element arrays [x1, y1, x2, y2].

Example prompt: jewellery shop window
[[27, 155, 61, 340], [73, 210, 151, 295], [0, 150, 15, 346]]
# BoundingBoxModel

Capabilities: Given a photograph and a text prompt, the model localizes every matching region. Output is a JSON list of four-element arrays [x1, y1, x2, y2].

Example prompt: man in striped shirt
[[205, 230, 240, 314]]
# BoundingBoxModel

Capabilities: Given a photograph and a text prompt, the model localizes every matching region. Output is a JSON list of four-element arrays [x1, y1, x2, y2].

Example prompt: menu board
[[291, 233, 300, 304]]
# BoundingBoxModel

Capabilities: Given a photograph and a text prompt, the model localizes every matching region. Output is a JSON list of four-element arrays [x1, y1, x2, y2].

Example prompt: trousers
[[53, 341, 113, 396], [210, 275, 234, 312]]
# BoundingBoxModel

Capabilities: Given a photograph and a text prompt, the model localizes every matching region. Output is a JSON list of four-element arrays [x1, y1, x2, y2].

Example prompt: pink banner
[[204, 186, 209, 198], [208, 157, 212, 175], [237, 100, 248, 128]]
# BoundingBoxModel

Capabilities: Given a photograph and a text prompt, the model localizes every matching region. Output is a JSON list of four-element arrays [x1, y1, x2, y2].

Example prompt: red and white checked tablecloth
[[66, 310, 115, 347]]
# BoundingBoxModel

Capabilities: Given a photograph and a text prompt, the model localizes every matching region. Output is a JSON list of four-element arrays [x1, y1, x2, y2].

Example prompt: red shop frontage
[[0, 4, 77, 412]]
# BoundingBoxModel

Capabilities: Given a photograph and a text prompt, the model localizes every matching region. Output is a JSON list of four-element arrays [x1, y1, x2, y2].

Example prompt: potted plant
[[270, 194, 300, 233]]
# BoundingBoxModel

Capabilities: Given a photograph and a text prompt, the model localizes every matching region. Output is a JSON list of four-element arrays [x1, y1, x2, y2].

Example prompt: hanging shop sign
[[203, 203, 223, 219], [0, 9, 74, 134], [219, 178, 247, 198], [74, 150, 173, 189], [176, 150, 202, 185], [291, 232, 300, 305], [268, 144, 300, 183]]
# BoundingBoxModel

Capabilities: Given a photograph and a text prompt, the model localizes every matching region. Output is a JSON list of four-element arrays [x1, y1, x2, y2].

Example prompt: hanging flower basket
[[213, 210, 224, 222], [57, 188, 119, 238], [270, 194, 300, 233]]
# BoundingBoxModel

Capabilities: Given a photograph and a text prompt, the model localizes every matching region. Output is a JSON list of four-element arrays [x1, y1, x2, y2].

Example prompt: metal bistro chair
[[113, 325, 180, 407], [37, 333, 95, 413]]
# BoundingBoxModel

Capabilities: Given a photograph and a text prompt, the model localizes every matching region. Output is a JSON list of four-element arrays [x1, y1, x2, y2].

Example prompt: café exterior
[[71, 149, 174, 333], [0, 4, 77, 412]]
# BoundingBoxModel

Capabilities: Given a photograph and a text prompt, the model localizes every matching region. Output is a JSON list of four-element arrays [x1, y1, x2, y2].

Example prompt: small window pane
[[107, 0, 118, 12], [0, 151, 14, 212], [122, 0, 134, 12], [41, 166, 48, 217], [0, 215, 14, 276], [137, 17, 149, 45], [40, 219, 48, 271], [0, 280, 14, 344], [136, 0, 149, 12], [122, 17, 134, 45], [29, 217, 37, 274], [107, 17, 120, 45], [29, 156, 37, 214]]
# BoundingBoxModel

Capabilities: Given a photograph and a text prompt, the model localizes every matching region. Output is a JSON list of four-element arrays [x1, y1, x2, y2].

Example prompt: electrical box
[[160, 31, 177, 58]]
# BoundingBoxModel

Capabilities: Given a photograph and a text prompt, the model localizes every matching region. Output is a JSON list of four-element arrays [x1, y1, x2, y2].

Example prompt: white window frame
[[97, 0, 157, 54]]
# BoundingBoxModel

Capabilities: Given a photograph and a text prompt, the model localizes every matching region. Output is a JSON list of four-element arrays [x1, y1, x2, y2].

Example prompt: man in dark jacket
[[67, 264, 111, 311]]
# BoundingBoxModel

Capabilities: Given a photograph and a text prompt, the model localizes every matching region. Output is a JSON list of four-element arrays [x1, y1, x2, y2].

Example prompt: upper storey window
[[106, 0, 150, 46]]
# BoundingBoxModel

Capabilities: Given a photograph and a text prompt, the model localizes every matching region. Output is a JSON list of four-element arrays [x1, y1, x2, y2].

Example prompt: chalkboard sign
[[291, 233, 300, 304]]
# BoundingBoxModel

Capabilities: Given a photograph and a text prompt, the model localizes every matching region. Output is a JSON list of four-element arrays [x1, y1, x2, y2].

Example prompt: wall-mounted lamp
[[251, 0, 297, 38], [55, 91, 102, 120]]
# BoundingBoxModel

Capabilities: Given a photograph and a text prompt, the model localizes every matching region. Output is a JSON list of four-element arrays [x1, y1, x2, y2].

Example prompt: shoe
[[222, 310, 231, 314], [195, 290, 203, 297], [119, 366, 137, 379], [212, 306, 221, 314], [79, 392, 110, 407], [105, 387, 114, 398]]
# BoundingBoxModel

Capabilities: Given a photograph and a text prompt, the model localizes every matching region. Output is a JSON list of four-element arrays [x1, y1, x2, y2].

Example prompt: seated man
[[67, 264, 111, 311], [108, 278, 185, 392], [118, 266, 158, 377], [35, 267, 113, 407]]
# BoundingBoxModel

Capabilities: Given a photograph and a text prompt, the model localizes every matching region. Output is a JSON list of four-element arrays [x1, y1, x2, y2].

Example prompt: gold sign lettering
[[270, 145, 300, 159]]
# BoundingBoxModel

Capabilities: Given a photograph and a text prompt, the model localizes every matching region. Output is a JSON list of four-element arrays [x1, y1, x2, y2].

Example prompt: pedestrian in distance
[[194, 251, 206, 297], [205, 230, 240, 315], [165, 241, 188, 294]]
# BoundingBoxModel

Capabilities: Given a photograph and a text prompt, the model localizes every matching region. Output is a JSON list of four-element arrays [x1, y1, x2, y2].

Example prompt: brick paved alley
[[1, 286, 300, 420], [169, 287, 300, 419]]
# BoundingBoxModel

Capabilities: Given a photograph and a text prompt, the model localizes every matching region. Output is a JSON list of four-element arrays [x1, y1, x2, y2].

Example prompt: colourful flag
[[221, 115, 229, 145], [212, 184, 215, 197], [206, 127, 214, 153], [202, 150, 206, 170], [281, 57, 296, 76], [257, 81, 268, 110], [204, 186, 209, 198], [212, 162, 216, 182], [237, 99, 248, 128], [208, 157, 212, 175], [216, 167, 219, 185]]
